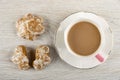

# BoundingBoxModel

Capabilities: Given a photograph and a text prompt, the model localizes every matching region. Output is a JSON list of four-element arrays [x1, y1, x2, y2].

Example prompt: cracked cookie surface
[[16, 13, 45, 40], [33, 45, 51, 70], [11, 45, 30, 70]]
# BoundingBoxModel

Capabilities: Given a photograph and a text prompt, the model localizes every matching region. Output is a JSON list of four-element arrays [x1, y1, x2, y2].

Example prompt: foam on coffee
[[67, 22, 101, 56]]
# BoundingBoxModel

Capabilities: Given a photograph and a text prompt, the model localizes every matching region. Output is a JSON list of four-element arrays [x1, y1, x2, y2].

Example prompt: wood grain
[[0, 0, 120, 80]]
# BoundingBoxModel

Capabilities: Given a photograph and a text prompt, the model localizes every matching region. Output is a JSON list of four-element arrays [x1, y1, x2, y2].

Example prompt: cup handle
[[95, 54, 104, 62]]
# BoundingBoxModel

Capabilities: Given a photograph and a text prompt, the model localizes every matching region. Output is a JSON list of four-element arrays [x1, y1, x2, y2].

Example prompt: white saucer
[[55, 12, 113, 68]]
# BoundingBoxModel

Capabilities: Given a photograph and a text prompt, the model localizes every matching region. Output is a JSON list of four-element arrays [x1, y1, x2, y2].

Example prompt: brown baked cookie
[[11, 45, 30, 70], [16, 13, 45, 40], [33, 45, 51, 70]]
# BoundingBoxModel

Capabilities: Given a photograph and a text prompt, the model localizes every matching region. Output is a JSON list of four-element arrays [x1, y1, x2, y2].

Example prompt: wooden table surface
[[0, 0, 120, 80]]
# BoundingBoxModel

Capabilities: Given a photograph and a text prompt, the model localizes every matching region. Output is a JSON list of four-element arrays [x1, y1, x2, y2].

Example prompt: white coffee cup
[[55, 12, 113, 68]]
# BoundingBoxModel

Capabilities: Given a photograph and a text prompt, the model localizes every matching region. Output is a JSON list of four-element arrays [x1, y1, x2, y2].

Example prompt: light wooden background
[[0, 0, 120, 80]]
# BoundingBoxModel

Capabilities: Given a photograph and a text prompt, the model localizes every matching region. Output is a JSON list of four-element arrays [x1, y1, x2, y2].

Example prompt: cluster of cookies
[[11, 14, 51, 70]]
